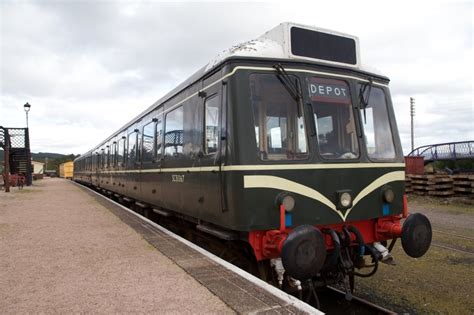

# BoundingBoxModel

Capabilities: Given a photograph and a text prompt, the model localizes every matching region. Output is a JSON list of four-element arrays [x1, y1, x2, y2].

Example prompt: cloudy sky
[[1, 0, 472, 155]]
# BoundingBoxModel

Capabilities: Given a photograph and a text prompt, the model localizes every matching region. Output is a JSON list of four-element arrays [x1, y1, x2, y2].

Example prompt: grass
[[355, 196, 474, 314], [408, 195, 473, 215], [356, 243, 474, 314]]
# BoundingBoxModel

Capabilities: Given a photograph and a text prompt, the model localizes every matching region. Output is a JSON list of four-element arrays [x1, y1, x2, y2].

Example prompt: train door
[[198, 79, 224, 221]]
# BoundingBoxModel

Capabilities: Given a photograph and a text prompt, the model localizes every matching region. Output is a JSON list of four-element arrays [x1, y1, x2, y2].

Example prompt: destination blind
[[308, 77, 351, 104]]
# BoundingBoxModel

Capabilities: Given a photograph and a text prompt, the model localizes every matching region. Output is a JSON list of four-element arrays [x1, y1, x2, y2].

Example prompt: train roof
[[76, 22, 387, 160], [205, 22, 383, 75]]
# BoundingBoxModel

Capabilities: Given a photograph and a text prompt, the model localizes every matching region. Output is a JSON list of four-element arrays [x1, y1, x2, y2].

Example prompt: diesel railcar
[[74, 22, 432, 298]]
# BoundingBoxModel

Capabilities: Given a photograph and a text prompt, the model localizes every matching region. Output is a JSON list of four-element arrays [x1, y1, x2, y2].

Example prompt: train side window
[[156, 117, 163, 159], [164, 106, 184, 157], [117, 138, 124, 166], [142, 121, 155, 163], [127, 131, 137, 167], [106, 145, 110, 168], [101, 148, 105, 169], [250, 73, 308, 160], [111, 142, 117, 167], [204, 95, 219, 155]]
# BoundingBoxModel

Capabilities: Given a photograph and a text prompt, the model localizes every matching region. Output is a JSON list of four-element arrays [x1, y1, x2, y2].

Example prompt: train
[[74, 22, 432, 299], [59, 161, 74, 179]]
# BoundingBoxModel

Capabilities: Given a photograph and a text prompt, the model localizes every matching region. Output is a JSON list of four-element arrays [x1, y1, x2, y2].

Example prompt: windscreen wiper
[[359, 78, 373, 123], [273, 64, 302, 116]]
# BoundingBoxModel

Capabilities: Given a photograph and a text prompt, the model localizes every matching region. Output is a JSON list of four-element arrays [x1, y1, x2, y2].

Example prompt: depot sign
[[308, 78, 351, 104]]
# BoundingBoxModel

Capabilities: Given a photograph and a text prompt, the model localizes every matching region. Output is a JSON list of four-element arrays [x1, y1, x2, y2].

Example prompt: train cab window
[[308, 77, 359, 159], [164, 106, 184, 157], [205, 95, 219, 155], [250, 73, 308, 160], [142, 121, 155, 163], [360, 86, 396, 160]]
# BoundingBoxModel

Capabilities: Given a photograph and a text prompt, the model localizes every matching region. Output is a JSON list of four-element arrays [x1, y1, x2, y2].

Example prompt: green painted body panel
[[74, 59, 405, 233]]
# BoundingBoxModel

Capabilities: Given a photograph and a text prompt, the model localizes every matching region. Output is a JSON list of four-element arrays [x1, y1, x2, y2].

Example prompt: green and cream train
[[74, 22, 432, 296]]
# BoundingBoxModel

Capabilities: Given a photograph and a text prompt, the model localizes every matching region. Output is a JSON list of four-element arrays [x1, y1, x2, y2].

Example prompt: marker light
[[282, 195, 296, 212], [383, 188, 395, 204]]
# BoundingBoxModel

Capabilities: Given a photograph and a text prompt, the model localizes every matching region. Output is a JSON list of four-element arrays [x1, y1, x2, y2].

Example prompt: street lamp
[[24, 102, 31, 128]]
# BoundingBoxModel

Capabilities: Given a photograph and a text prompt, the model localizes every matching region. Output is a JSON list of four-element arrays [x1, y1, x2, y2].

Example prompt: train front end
[[224, 23, 432, 292]]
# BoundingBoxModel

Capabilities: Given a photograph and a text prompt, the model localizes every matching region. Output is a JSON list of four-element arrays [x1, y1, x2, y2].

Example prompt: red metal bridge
[[408, 141, 474, 163]]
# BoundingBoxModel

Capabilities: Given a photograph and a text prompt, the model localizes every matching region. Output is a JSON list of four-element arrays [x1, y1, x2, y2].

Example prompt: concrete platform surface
[[0, 178, 232, 313]]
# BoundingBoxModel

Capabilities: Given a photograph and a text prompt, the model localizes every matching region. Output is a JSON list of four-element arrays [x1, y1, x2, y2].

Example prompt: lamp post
[[23, 102, 32, 186], [24, 102, 31, 128]]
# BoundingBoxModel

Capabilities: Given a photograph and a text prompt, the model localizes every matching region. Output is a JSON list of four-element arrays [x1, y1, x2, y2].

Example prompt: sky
[[1, 0, 472, 155]]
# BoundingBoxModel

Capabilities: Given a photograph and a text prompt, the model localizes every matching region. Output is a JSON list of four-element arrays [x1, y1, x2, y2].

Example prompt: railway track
[[431, 243, 474, 255], [79, 182, 395, 314], [433, 229, 474, 242], [431, 229, 474, 255]]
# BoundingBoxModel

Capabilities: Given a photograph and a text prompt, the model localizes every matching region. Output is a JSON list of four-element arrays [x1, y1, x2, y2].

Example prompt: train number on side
[[172, 175, 185, 183]]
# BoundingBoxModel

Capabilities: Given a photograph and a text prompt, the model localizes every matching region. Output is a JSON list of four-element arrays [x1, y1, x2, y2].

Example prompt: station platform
[[0, 178, 317, 314]]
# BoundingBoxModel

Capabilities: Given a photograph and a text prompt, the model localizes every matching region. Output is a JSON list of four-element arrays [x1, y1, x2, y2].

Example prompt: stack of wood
[[426, 175, 454, 196], [405, 173, 474, 196], [452, 174, 474, 194], [408, 175, 431, 195]]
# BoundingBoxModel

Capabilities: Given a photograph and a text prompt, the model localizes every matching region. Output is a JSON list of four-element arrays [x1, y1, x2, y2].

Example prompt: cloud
[[1, 1, 472, 155]]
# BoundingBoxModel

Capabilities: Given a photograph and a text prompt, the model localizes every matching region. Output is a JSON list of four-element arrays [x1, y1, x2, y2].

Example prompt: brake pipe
[[346, 225, 366, 257], [323, 229, 341, 265]]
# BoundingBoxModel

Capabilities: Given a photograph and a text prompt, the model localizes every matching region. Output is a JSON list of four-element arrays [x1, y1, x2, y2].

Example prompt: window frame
[[249, 72, 310, 162], [204, 94, 220, 156], [358, 85, 397, 162], [155, 115, 164, 161], [306, 75, 360, 161], [164, 106, 184, 158], [142, 120, 156, 164], [127, 130, 138, 167]]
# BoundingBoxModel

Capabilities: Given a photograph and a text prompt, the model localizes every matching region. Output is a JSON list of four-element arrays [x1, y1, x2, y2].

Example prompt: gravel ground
[[0, 178, 232, 313]]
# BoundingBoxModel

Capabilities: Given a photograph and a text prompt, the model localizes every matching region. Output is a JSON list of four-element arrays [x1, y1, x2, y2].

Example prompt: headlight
[[340, 192, 352, 208]]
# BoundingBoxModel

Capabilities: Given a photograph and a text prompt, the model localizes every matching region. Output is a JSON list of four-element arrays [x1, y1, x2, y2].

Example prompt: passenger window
[[106, 145, 110, 168], [127, 131, 137, 166], [204, 96, 219, 155], [111, 142, 117, 166], [164, 106, 184, 157], [142, 121, 155, 163], [250, 73, 308, 160], [117, 138, 125, 166], [156, 117, 163, 158], [101, 148, 105, 169]]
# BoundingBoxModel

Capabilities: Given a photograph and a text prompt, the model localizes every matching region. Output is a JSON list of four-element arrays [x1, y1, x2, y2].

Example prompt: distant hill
[[0, 151, 71, 162], [31, 152, 69, 161], [1, 151, 78, 173]]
